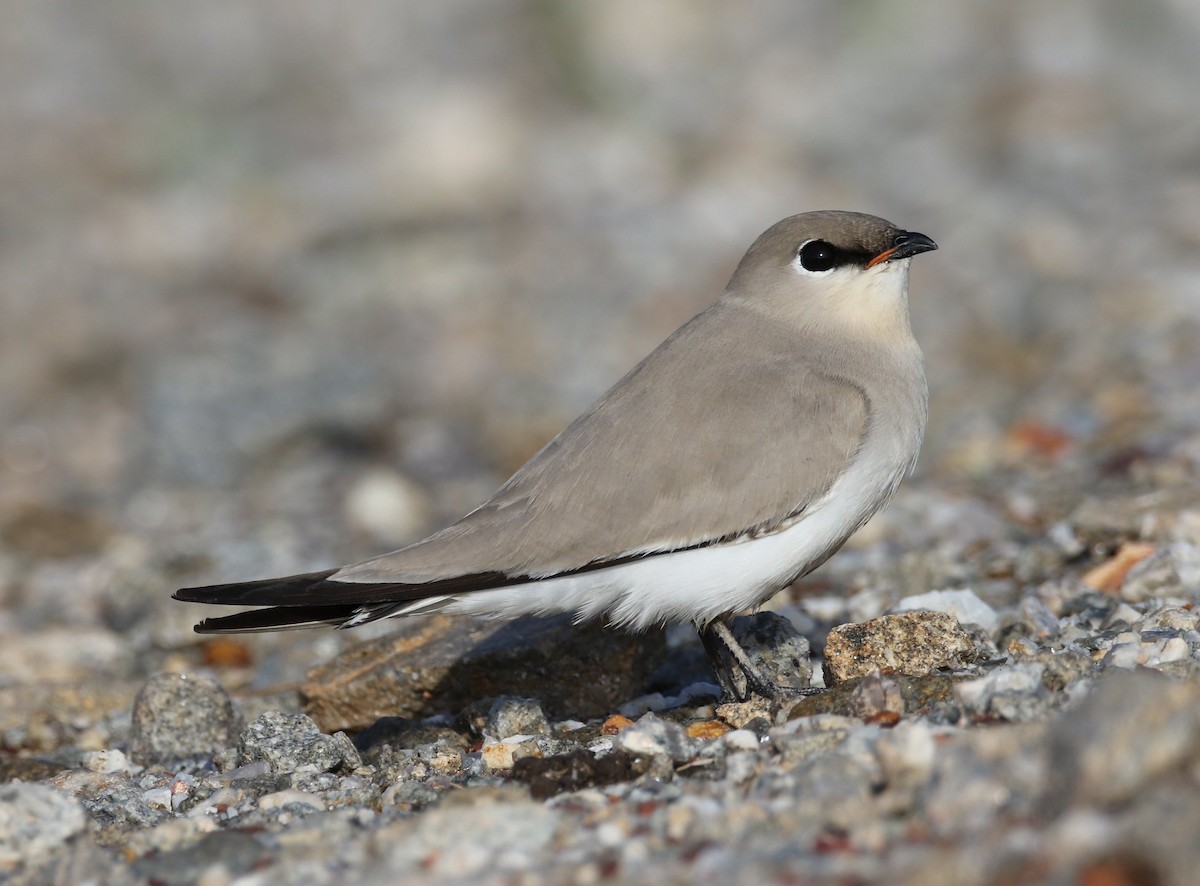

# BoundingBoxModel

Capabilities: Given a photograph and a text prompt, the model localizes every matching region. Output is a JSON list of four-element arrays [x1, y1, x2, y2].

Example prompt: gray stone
[[613, 713, 695, 763], [955, 662, 1049, 721], [237, 712, 362, 774], [130, 673, 239, 768], [486, 696, 551, 739]]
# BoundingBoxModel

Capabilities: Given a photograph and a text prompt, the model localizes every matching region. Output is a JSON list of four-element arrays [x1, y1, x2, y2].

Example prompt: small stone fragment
[[487, 696, 550, 739], [955, 662, 1048, 720], [343, 468, 431, 543], [81, 749, 135, 775], [602, 714, 635, 735], [1103, 634, 1190, 671], [200, 636, 254, 669], [612, 713, 694, 763], [722, 729, 761, 752], [237, 712, 361, 773], [130, 673, 239, 767], [823, 611, 980, 686], [480, 736, 541, 771], [1135, 606, 1199, 633], [685, 720, 730, 741]]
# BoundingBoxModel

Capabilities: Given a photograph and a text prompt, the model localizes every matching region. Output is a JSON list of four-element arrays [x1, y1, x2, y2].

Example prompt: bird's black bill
[[866, 230, 938, 267], [891, 230, 938, 259]]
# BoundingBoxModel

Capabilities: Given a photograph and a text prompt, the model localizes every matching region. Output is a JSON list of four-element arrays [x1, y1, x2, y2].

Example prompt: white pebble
[[82, 749, 135, 775], [722, 729, 761, 752], [893, 588, 998, 633]]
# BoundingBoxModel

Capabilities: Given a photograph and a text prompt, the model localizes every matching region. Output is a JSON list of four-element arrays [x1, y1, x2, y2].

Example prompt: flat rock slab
[[302, 613, 668, 732]]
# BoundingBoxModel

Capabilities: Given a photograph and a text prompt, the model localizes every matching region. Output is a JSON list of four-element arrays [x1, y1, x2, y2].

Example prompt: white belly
[[435, 429, 912, 630]]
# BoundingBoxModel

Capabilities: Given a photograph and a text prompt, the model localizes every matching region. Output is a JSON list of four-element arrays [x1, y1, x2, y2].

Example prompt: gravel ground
[[4, 3, 1200, 884]]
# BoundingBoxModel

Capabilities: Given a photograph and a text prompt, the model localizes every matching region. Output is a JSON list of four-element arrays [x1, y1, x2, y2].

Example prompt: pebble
[[722, 729, 761, 753], [237, 712, 362, 773], [129, 673, 239, 768], [612, 713, 695, 763], [81, 748, 137, 775], [823, 611, 981, 686], [1103, 634, 1189, 670], [487, 696, 551, 739], [955, 663, 1048, 720], [480, 735, 542, 771]]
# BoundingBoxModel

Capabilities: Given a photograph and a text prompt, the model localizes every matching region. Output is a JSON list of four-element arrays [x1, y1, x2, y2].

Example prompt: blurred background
[[2, 1, 1200, 679]]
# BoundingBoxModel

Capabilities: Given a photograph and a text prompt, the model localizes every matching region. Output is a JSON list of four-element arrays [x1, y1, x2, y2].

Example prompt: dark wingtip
[[173, 568, 342, 606], [191, 604, 360, 634]]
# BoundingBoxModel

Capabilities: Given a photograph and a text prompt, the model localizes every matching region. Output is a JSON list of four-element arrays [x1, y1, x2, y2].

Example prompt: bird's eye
[[797, 239, 838, 273]]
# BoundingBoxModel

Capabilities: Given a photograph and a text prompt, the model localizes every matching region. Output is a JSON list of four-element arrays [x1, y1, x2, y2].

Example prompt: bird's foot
[[699, 618, 805, 704]]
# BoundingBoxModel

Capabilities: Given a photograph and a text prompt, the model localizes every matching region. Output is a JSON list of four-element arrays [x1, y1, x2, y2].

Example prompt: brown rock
[[602, 714, 635, 735], [823, 611, 979, 687], [685, 720, 730, 740], [302, 613, 667, 732]]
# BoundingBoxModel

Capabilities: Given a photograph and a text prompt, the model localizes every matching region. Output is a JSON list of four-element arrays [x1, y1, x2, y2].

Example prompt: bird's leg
[[699, 617, 783, 702], [699, 619, 748, 700]]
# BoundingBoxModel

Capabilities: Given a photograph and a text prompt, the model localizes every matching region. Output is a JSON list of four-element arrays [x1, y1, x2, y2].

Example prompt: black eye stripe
[[796, 240, 872, 273]]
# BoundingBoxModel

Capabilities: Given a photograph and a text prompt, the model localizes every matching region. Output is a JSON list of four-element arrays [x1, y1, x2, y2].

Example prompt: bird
[[175, 210, 937, 699]]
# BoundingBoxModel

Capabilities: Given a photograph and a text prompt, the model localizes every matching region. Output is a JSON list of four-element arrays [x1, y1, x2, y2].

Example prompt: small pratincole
[[175, 210, 937, 699]]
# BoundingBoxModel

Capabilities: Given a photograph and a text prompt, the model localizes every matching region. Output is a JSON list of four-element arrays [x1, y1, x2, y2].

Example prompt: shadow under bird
[[175, 210, 938, 699]]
